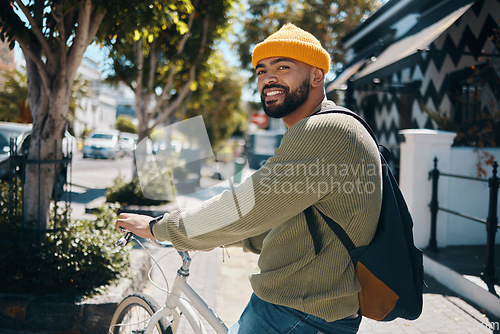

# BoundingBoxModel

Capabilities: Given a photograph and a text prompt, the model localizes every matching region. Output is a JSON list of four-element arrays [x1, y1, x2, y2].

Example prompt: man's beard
[[261, 77, 310, 119]]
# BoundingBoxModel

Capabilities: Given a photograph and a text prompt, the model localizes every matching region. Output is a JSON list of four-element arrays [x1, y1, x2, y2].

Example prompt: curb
[[423, 254, 500, 318]]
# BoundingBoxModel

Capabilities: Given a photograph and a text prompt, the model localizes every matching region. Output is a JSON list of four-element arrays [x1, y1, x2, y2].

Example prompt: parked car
[[0, 121, 76, 200], [119, 132, 138, 156], [0, 122, 32, 180], [82, 129, 122, 159]]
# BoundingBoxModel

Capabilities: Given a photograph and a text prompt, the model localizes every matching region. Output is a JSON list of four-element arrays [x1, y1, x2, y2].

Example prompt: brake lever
[[115, 228, 134, 247]]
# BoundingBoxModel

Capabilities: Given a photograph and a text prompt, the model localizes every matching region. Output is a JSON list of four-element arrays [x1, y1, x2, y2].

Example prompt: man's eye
[[256, 70, 265, 75], [278, 66, 289, 70]]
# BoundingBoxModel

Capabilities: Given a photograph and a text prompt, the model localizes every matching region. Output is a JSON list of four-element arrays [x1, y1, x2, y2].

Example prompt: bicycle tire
[[109, 293, 172, 334]]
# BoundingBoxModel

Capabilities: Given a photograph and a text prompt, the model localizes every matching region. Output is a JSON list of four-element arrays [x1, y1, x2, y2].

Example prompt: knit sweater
[[152, 100, 383, 322]]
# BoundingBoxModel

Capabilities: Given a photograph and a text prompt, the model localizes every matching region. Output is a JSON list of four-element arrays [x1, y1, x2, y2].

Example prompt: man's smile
[[263, 87, 287, 102]]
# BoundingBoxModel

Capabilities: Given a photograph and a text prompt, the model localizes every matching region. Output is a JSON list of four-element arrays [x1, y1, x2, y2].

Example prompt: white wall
[[399, 130, 500, 249], [399, 129, 456, 248], [74, 94, 117, 138], [446, 148, 500, 246]]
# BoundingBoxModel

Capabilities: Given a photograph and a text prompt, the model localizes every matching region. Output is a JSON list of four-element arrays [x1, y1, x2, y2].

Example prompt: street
[[67, 152, 135, 220], [71, 152, 134, 189]]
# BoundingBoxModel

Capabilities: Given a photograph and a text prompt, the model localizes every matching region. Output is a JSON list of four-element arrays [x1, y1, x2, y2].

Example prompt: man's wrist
[[149, 215, 164, 238]]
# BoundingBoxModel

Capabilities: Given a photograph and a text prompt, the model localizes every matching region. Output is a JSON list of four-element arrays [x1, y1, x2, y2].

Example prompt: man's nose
[[260, 73, 277, 87]]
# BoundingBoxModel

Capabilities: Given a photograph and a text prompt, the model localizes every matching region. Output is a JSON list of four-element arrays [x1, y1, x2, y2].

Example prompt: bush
[[106, 176, 169, 206], [115, 115, 137, 134], [0, 182, 130, 296]]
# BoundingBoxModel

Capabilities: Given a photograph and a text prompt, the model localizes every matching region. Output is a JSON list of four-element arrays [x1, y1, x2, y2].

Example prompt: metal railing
[[8, 137, 73, 232], [428, 157, 499, 296]]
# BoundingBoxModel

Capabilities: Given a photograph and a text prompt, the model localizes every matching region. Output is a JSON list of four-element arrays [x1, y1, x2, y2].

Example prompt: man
[[116, 23, 382, 333]]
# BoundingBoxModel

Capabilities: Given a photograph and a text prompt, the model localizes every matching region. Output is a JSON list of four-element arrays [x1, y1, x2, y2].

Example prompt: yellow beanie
[[252, 23, 330, 74]]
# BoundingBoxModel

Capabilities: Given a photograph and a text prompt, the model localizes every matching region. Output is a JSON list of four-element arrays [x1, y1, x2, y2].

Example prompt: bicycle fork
[[144, 251, 228, 334]]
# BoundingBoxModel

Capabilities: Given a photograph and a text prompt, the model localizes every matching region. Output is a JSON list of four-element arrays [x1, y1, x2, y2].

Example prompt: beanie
[[252, 23, 330, 74]]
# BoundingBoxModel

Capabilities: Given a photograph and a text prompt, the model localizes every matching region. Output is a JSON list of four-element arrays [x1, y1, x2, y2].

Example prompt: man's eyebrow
[[255, 58, 296, 70], [270, 58, 296, 66]]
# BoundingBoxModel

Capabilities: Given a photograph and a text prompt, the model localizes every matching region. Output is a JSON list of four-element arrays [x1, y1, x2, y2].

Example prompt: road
[[70, 152, 134, 189], [66, 153, 135, 219]]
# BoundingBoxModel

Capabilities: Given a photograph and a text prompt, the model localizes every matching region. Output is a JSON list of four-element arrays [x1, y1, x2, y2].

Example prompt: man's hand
[[116, 213, 155, 239]]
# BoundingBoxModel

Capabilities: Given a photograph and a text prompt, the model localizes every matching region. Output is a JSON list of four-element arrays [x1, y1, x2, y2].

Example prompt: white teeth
[[266, 91, 282, 96]]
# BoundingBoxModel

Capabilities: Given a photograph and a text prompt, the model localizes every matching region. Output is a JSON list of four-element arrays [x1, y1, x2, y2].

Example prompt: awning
[[326, 59, 367, 92], [354, 1, 474, 80]]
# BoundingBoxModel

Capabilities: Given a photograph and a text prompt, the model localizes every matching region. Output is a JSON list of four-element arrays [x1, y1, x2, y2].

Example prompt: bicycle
[[108, 230, 229, 334]]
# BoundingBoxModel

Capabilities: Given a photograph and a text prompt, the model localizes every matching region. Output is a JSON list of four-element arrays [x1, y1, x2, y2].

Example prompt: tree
[[184, 52, 247, 151], [0, 0, 146, 233], [0, 68, 90, 128], [99, 0, 236, 143], [0, 69, 31, 123], [235, 0, 384, 85]]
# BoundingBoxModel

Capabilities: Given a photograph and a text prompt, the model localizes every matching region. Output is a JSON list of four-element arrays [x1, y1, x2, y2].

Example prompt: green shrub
[[81, 127, 93, 140], [0, 183, 130, 296], [115, 115, 137, 134], [106, 176, 169, 206]]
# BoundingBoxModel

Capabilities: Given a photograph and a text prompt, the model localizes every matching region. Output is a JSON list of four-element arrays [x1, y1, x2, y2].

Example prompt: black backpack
[[304, 106, 424, 321]]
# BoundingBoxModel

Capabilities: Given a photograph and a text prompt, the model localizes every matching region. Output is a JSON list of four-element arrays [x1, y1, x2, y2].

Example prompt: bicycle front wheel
[[109, 293, 170, 334]]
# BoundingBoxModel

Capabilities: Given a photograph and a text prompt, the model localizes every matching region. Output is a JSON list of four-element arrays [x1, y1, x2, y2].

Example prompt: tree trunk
[[22, 63, 68, 233], [15, 0, 105, 236]]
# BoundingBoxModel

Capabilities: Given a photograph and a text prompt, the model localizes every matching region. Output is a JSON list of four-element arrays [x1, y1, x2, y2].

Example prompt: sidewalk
[[212, 251, 499, 333], [141, 244, 498, 333]]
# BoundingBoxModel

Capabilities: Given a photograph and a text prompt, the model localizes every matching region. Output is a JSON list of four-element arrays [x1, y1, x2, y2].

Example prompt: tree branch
[[52, 2, 67, 78], [13, 0, 53, 61], [134, 38, 148, 130], [15, 37, 50, 96], [135, 39, 145, 97], [147, 40, 159, 96], [85, 5, 105, 45], [67, 0, 105, 83], [149, 2, 198, 118], [152, 13, 209, 128], [63, 8, 76, 42]]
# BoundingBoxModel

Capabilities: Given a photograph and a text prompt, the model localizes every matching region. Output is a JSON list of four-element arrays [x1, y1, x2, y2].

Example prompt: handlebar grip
[[115, 231, 133, 247], [114, 230, 173, 248]]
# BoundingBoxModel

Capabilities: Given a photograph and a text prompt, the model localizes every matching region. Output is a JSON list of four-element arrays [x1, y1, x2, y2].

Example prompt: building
[[73, 57, 135, 138], [327, 0, 499, 153]]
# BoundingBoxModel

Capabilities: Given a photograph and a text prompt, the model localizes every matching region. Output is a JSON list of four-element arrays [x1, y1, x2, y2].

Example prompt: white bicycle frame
[[145, 249, 228, 334], [115, 234, 228, 334]]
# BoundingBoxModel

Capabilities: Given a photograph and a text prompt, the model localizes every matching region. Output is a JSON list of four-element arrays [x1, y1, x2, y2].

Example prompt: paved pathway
[[141, 245, 498, 333], [359, 274, 496, 333]]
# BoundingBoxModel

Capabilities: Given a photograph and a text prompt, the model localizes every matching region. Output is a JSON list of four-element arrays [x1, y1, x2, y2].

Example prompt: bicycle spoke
[[109, 297, 165, 334]]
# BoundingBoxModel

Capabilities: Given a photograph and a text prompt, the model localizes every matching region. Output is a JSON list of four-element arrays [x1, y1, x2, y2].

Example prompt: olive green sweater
[[152, 100, 383, 322]]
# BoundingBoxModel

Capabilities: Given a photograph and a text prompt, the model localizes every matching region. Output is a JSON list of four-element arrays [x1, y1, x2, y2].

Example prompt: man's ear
[[311, 67, 325, 88]]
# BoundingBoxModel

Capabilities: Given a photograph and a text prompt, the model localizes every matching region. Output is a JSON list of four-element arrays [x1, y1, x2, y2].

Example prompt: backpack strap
[[305, 206, 356, 255], [305, 105, 380, 255], [312, 106, 379, 146], [304, 206, 322, 255]]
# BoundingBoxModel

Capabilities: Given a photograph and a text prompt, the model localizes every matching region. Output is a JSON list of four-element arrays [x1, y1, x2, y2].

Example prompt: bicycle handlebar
[[115, 229, 174, 248], [115, 231, 134, 247], [116, 229, 193, 273]]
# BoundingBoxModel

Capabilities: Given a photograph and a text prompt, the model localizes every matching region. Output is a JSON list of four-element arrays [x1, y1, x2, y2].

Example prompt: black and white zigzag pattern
[[352, 0, 500, 147]]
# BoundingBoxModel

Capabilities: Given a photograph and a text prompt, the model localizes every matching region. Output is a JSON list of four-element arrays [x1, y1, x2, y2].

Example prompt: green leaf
[[133, 30, 141, 41]]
